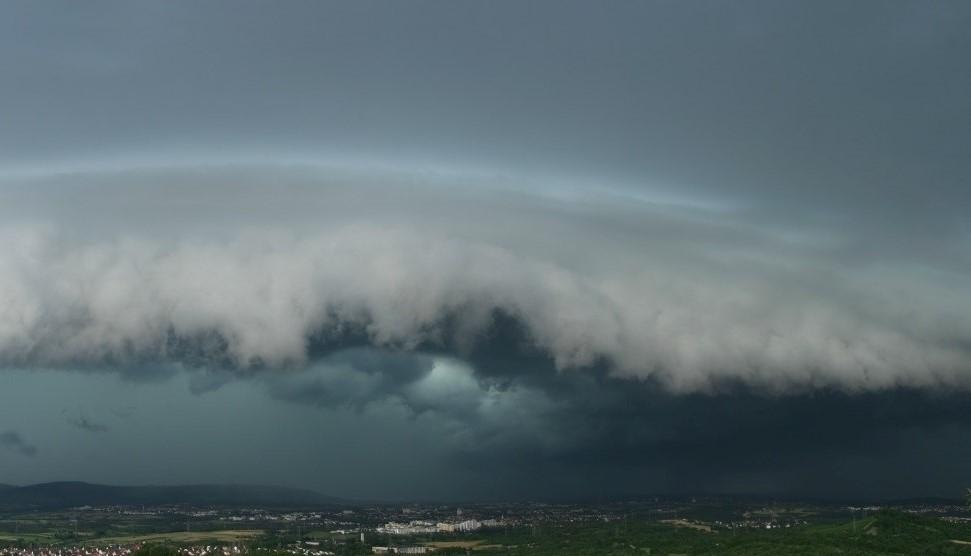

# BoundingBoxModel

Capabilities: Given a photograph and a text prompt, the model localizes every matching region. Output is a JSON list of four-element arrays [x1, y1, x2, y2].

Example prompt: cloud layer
[[1, 165, 969, 393]]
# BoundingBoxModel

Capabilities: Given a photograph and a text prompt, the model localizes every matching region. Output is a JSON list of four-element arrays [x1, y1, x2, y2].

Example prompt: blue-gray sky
[[1, 0, 970, 501]]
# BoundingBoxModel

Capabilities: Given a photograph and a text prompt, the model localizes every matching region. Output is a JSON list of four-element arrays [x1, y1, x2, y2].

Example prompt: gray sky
[[1, 0, 970, 501]]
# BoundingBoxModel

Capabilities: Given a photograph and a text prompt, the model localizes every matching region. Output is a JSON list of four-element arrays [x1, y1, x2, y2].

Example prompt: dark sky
[[1, 0, 970, 501]]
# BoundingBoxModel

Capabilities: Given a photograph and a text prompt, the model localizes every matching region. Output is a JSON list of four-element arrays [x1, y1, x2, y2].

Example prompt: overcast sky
[[1, 0, 970, 501]]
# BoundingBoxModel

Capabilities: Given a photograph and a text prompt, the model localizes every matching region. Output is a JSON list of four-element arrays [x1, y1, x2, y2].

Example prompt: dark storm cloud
[[439, 325, 971, 499], [0, 431, 38, 457], [246, 337, 971, 499], [474, 374, 971, 498]]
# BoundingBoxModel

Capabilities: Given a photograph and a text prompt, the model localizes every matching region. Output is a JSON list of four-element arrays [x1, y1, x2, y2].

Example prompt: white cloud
[[0, 164, 969, 393]]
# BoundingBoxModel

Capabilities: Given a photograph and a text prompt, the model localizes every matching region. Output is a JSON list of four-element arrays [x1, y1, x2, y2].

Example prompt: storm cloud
[[1, 0, 970, 500], [1, 166, 970, 393]]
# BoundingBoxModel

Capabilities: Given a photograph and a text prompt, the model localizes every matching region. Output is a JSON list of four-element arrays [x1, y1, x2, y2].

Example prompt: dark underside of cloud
[[168, 313, 971, 501]]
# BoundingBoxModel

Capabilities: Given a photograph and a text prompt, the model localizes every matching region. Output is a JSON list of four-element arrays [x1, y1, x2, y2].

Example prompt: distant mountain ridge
[[0, 481, 346, 509]]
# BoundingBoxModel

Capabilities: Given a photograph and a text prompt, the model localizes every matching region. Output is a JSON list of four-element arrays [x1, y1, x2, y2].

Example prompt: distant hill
[[0, 481, 346, 510]]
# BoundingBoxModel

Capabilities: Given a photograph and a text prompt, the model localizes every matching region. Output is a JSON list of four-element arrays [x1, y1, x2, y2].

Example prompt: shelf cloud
[[1, 165, 969, 394]]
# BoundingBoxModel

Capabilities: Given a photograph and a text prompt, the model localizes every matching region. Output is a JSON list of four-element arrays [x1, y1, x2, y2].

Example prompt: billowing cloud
[[1, 165, 969, 393]]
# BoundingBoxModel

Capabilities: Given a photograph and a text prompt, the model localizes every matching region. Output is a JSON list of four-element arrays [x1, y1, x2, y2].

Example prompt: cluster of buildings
[[0, 546, 247, 556], [0, 547, 139, 556], [376, 519, 500, 535], [220, 512, 325, 523], [370, 548, 431, 555], [0, 546, 333, 556], [171, 546, 243, 556]]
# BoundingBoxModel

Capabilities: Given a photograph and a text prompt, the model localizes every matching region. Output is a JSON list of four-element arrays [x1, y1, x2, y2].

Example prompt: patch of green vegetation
[[132, 545, 181, 556], [429, 511, 971, 556], [91, 530, 264, 545]]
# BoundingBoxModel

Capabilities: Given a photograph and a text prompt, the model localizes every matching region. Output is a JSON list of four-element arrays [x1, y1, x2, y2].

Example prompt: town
[[2, 497, 970, 555]]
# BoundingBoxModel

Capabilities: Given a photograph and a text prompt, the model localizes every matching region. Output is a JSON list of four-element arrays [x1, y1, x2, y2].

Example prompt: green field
[[0, 533, 64, 544], [0, 529, 264, 547], [89, 530, 264, 545]]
